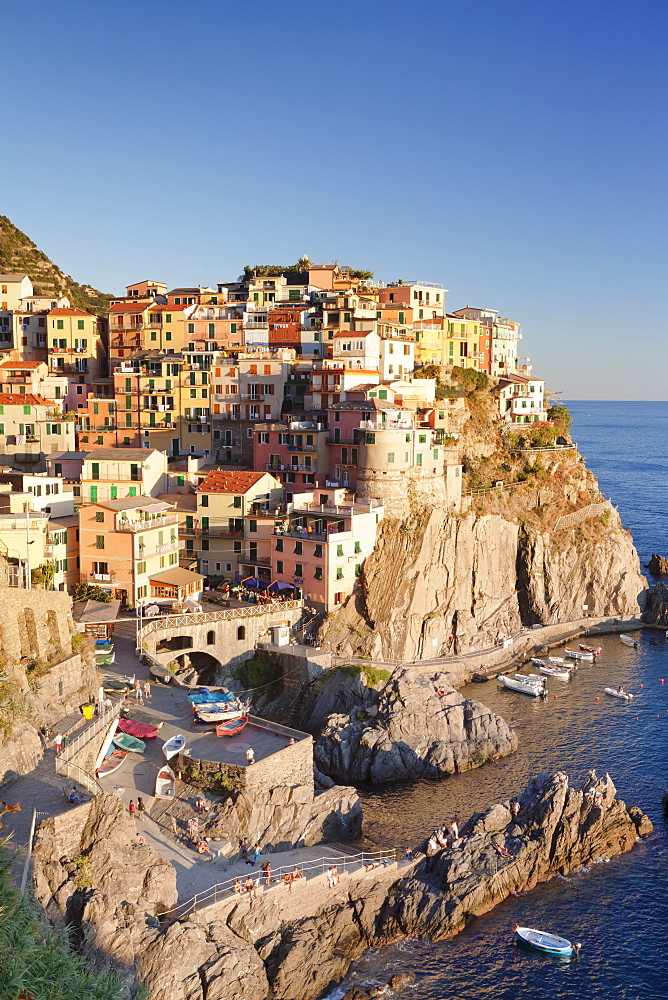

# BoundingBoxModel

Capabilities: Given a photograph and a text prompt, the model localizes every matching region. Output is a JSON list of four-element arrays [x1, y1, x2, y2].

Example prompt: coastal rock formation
[[647, 554, 668, 576], [322, 502, 646, 662], [193, 780, 363, 851], [31, 771, 651, 1000], [643, 581, 668, 627], [314, 667, 517, 783]]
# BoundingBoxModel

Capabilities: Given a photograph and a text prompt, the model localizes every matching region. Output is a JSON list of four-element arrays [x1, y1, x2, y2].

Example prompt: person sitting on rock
[[511, 800, 521, 817], [232, 878, 243, 894], [196, 839, 212, 855], [290, 866, 303, 881], [449, 816, 459, 840], [283, 872, 293, 892], [435, 828, 448, 849]]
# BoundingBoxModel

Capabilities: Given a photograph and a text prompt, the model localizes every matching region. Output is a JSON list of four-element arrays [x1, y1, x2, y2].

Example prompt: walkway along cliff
[[31, 770, 652, 1000]]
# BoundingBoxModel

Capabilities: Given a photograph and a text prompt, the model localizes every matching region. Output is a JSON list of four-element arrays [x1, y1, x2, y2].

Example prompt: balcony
[[85, 571, 117, 583], [240, 555, 271, 568], [116, 514, 179, 532], [181, 525, 244, 538]]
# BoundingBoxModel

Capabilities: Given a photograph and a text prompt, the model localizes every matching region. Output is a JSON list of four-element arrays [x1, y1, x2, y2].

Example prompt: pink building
[[253, 419, 329, 499], [270, 487, 384, 611]]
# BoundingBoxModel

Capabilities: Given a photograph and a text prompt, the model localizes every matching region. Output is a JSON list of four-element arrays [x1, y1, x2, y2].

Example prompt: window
[[354, 541, 361, 554], [207, 630, 215, 645], [200, 494, 209, 507], [366, 432, 375, 444], [314, 566, 323, 580], [418, 434, 427, 444], [56, 319, 64, 329], [295, 563, 303, 577], [276, 560, 284, 574], [95, 511, 104, 523], [355, 564, 361, 576], [314, 543, 323, 558], [387, 452, 395, 463], [433, 448, 439, 460], [96, 535, 105, 549], [233, 496, 242, 508], [275, 538, 283, 552], [336, 567, 344, 580], [237, 625, 246, 641]]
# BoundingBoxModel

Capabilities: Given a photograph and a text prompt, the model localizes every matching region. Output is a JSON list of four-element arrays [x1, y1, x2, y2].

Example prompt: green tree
[[73, 582, 112, 603], [547, 403, 572, 431]]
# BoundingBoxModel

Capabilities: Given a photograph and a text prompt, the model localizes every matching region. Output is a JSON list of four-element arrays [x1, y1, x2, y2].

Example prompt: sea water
[[324, 401, 668, 1000]]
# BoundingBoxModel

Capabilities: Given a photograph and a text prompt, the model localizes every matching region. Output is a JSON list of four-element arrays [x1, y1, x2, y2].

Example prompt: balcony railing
[[181, 525, 243, 538], [84, 571, 117, 583], [116, 514, 179, 532]]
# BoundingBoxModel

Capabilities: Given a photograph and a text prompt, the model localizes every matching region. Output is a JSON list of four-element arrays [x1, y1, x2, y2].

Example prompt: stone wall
[[0, 586, 74, 663], [357, 467, 458, 518], [177, 718, 313, 797], [142, 603, 304, 678]]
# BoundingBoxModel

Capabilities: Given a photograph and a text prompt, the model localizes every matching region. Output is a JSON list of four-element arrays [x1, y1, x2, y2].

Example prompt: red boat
[[215, 716, 248, 737], [117, 717, 159, 739], [579, 644, 602, 656]]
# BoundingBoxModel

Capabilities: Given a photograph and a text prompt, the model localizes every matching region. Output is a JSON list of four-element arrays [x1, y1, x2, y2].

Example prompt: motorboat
[[548, 656, 567, 666], [620, 634, 638, 649], [565, 647, 594, 661], [499, 675, 546, 697], [604, 687, 634, 701], [579, 644, 601, 655], [155, 764, 176, 798], [532, 660, 570, 679], [194, 702, 247, 724], [515, 925, 578, 957], [216, 716, 248, 737], [162, 734, 187, 760], [96, 749, 127, 777], [112, 733, 146, 753], [514, 672, 544, 684]]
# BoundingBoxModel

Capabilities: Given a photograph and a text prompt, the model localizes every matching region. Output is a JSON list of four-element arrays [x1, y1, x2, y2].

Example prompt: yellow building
[[108, 302, 196, 358], [413, 317, 446, 366], [193, 470, 282, 584], [444, 315, 485, 370], [48, 308, 106, 381]]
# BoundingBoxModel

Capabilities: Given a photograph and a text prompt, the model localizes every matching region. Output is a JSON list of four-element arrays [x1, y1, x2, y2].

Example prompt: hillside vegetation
[[0, 216, 112, 316]]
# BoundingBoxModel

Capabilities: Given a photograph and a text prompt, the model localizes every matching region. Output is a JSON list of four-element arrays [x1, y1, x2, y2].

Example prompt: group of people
[[239, 837, 261, 866], [427, 815, 462, 854], [326, 866, 339, 888], [128, 797, 146, 820]]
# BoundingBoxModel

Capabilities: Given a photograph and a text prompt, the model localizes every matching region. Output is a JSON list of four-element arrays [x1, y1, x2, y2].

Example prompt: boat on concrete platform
[[155, 764, 176, 798], [162, 734, 187, 760], [112, 733, 146, 753], [96, 749, 127, 777], [216, 716, 248, 737]]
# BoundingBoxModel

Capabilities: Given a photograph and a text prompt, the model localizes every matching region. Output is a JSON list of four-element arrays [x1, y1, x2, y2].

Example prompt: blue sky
[[3, 0, 666, 398]]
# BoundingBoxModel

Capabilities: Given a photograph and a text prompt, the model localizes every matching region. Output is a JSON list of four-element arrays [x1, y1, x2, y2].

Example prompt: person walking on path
[[136, 797, 145, 821], [245, 746, 255, 766], [129, 800, 136, 818], [251, 844, 261, 866], [135, 686, 144, 705], [144, 681, 151, 700], [170, 814, 178, 836], [54, 733, 63, 754]]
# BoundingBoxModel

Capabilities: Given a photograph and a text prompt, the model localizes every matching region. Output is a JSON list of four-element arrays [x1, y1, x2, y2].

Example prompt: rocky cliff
[[314, 666, 518, 783], [322, 496, 646, 663], [32, 771, 651, 1000]]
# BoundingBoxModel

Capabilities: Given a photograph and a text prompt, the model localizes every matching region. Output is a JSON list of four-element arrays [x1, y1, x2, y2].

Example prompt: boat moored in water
[[620, 634, 638, 649], [604, 687, 634, 701], [499, 674, 546, 697], [532, 659, 571, 679], [515, 925, 578, 956], [579, 644, 602, 655], [565, 647, 594, 661]]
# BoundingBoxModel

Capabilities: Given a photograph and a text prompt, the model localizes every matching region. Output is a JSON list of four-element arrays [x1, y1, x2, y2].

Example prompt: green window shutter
[[46, 424, 51, 435], [231, 323, 237, 333], [336, 544, 343, 557], [110, 486, 117, 499], [128, 486, 137, 497], [57, 319, 64, 329], [201, 516, 209, 530], [23, 405, 31, 415], [77, 319, 84, 329], [90, 486, 97, 502], [433, 448, 439, 459]]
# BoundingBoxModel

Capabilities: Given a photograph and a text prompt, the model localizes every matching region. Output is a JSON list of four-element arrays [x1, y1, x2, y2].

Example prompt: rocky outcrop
[[192, 781, 363, 851], [322, 502, 646, 662], [643, 581, 668, 626], [647, 554, 668, 576], [32, 771, 651, 1000], [314, 667, 517, 783]]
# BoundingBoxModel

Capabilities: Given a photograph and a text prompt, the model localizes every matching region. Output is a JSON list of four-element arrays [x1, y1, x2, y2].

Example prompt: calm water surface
[[325, 402, 668, 1000]]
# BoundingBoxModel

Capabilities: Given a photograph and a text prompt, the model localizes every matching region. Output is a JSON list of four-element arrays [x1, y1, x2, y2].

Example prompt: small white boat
[[620, 634, 638, 649], [536, 661, 570, 679], [499, 675, 546, 697], [155, 764, 176, 798], [565, 647, 594, 661], [579, 644, 601, 655], [548, 656, 567, 666], [515, 925, 578, 956], [515, 672, 543, 683], [194, 702, 246, 724], [604, 687, 634, 701], [162, 734, 186, 760]]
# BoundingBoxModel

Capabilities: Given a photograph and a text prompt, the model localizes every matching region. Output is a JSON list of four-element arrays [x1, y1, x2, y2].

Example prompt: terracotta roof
[[48, 308, 94, 317], [333, 330, 376, 339], [108, 302, 150, 313], [0, 393, 51, 405], [197, 470, 269, 494], [0, 360, 43, 370]]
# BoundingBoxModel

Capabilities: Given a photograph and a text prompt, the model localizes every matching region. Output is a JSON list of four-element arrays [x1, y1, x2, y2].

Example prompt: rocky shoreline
[[32, 769, 651, 1000]]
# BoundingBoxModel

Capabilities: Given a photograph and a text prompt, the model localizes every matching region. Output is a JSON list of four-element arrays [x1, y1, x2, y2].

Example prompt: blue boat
[[515, 925, 579, 956], [188, 690, 235, 704]]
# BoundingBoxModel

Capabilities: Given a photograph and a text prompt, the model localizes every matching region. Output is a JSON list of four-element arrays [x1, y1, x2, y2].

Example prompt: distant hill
[[0, 215, 112, 316]]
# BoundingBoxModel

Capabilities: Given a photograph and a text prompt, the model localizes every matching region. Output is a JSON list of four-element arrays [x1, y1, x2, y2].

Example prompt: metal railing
[[55, 757, 105, 796], [57, 703, 120, 764], [116, 514, 179, 531], [158, 847, 397, 921], [140, 599, 304, 636]]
